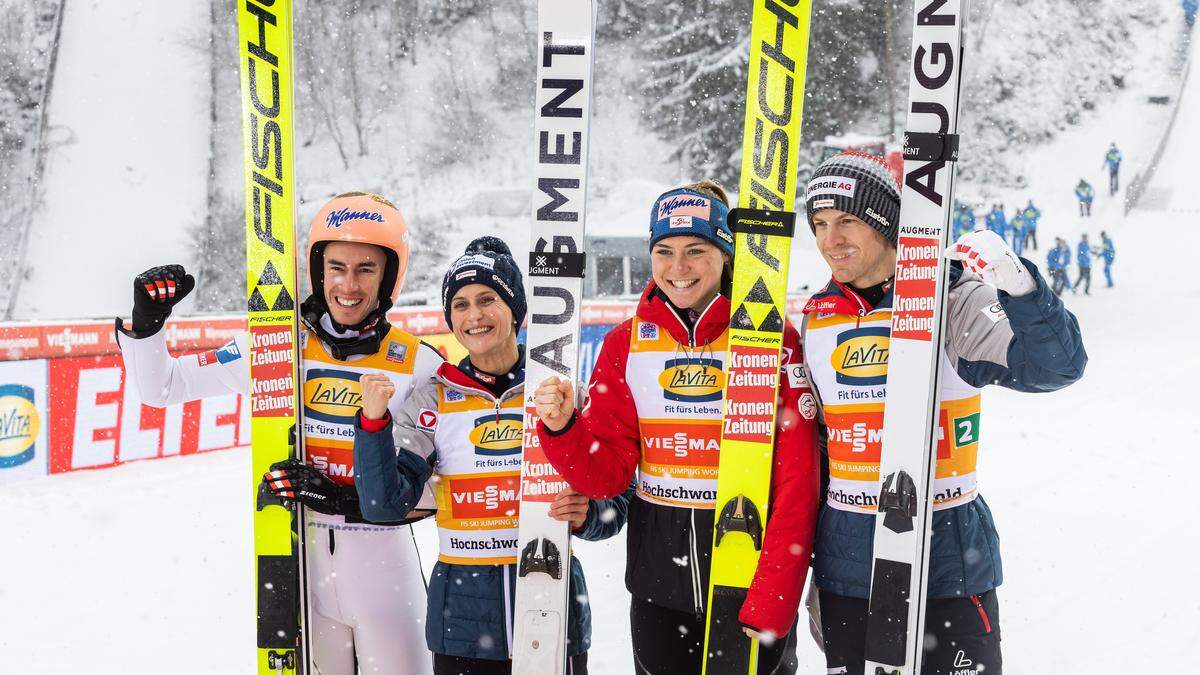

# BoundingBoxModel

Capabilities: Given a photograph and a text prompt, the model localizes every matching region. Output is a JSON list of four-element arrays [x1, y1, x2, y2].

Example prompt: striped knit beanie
[[804, 151, 901, 245], [441, 236, 526, 331]]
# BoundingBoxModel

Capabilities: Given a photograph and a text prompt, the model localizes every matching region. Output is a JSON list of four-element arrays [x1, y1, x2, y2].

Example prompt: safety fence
[[1125, 32, 1194, 214]]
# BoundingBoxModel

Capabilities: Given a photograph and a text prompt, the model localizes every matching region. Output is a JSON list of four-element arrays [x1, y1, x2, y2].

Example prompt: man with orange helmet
[[115, 192, 442, 675]]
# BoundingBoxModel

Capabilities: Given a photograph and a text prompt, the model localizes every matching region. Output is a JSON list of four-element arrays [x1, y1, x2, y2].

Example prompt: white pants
[[306, 520, 432, 675]]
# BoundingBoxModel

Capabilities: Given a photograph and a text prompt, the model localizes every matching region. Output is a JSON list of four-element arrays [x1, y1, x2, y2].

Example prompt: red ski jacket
[[537, 283, 820, 637]]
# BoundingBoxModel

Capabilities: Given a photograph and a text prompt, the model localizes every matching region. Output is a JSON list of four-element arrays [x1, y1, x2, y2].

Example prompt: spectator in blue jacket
[[984, 205, 998, 234], [1099, 231, 1116, 287], [1185, 0, 1197, 27], [1047, 238, 1068, 296], [1074, 233, 1095, 295], [1103, 143, 1123, 195], [1075, 180, 1095, 217], [1009, 208, 1026, 257], [1022, 200, 1041, 250], [1053, 238, 1073, 296], [953, 204, 975, 240], [986, 203, 1008, 239], [1046, 238, 1060, 294]]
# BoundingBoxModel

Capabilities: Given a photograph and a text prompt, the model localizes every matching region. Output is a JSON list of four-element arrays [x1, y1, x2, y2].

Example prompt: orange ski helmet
[[307, 192, 410, 307]]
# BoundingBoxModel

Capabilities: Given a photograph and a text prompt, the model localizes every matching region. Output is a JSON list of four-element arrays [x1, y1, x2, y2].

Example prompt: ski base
[[512, 3, 595, 672], [706, 585, 756, 671], [515, 609, 565, 671]]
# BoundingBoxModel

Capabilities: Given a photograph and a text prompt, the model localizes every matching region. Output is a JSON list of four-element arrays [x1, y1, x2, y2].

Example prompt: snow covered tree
[[633, 1, 906, 186], [0, 0, 64, 319], [802, 1, 907, 149], [637, 0, 752, 185]]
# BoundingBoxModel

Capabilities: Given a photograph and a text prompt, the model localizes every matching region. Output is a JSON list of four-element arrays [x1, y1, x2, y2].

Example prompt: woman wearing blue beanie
[[533, 181, 822, 674], [353, 236, 631, 675]]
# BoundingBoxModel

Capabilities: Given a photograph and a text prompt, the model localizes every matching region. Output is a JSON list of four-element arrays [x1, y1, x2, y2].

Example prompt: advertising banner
[[0, 299, 802, 484], [46, 354, 248, 474], [0, 359, 49, 484]]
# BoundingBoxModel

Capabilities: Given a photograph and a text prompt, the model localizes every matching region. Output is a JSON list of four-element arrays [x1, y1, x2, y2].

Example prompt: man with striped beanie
[[796, 151, 1086, 674]]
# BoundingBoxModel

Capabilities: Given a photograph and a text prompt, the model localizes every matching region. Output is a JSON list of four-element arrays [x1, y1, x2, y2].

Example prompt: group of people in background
[[953, 199, 1040, 257], [1047, 231, 1116, 296], [952, 141, 1124, 299]]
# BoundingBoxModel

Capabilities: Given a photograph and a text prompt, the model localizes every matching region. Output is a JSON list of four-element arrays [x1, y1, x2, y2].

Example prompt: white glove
[[945, 230, 1036, 297]]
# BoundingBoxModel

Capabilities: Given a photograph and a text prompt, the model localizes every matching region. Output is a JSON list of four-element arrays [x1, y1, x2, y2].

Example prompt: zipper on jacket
[[970, 594, 993, 634], [503, 564, 515, 657], [664, 293, 721, 347], [663, 300, 697, 347], [689, 509, 703, 615]]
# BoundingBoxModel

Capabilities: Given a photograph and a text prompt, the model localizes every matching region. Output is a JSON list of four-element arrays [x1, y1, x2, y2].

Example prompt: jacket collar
[[635, 282, 729, 347], [803, 263, 964, 317], [299, 294, 391, 361], [435, 352, 525, 403]]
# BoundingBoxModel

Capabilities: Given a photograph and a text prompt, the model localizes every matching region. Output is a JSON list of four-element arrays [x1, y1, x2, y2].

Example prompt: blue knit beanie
[[649, 187, 734, 258], [441, 236, 526, 330]]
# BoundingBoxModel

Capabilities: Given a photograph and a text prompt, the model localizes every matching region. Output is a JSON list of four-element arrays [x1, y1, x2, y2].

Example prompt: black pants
[[819, 589, 1001, 675], [1075, 266, 1091, 294], [1109, 169, 1119, 195], [1025, 228, 1037, 250], [1079, 200, 1091, 216], [1051, 269, 1068, 296], [433, 652, 588, 675], [630, 596, 798, 675]]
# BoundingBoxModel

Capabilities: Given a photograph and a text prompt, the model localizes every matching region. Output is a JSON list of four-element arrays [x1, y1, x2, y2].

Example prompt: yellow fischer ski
[[236, 1, 308, 673], [703, 1, 811, 672]]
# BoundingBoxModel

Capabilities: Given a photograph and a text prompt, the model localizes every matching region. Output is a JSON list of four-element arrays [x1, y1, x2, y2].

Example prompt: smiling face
[[321, 241, 385, 326], [811, 208, 896, 288], [650, 236, 728, 311], [449, 283, 517, 359]]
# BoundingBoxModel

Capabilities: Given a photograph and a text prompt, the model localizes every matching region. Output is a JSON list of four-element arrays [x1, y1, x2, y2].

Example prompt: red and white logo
[[891, 234, 940, 342], [799, 393, 817, 420], [417, 408, 438, 431]]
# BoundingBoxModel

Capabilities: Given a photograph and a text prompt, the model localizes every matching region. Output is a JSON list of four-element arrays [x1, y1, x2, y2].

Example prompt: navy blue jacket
[[354, 360, 631, 660], [806, 261, 1086, 600], [1077, 241, 1094, 268]]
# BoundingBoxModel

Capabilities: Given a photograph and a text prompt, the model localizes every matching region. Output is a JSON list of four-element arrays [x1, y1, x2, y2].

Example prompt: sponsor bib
[[627, 319, 727, 509], [431, 384, 525, 564], [805, 310, 982, 514]]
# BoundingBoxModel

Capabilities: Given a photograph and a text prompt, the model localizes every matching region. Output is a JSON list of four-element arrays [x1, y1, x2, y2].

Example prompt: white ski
[[512, 1, 595, 673], [864, 1, 969, 673]]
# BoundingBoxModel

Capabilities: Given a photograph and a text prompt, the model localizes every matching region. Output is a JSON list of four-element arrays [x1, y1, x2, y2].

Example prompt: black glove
[[262, 458, 354, 516], [127, 264, 196, 336]]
